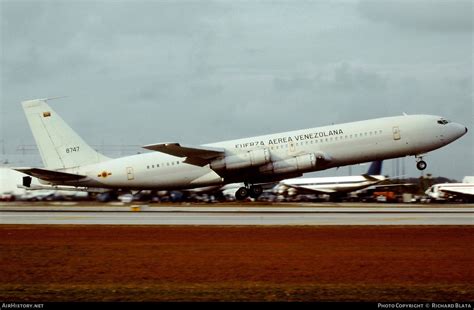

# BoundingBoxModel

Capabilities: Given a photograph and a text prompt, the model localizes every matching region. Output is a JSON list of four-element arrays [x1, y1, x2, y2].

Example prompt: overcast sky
[[1, 0, 472, 180]]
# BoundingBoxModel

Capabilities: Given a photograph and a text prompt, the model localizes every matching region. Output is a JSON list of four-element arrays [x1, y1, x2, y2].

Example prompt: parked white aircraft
[[0, 167, 42, 200], [0, 167, 87, 201], [275, 160, 385, 197], [425, 176, 474, 202], [15, 98, 467, 200]]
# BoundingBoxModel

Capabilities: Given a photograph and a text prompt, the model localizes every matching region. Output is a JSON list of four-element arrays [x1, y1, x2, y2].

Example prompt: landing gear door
[[392, 126, 401, 140], [126, 167, 134, 180]]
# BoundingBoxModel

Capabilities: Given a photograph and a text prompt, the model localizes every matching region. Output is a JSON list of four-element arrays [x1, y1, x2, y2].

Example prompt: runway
[[1, 206, 473, 225]]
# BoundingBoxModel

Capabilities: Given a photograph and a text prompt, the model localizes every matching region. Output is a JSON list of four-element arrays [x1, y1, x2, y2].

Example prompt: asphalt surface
[[1, 204, 473, 225]]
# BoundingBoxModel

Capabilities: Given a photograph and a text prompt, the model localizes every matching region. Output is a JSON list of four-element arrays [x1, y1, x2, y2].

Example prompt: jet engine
[[210, 149, 271, 170], [259, 153, 317, 175]]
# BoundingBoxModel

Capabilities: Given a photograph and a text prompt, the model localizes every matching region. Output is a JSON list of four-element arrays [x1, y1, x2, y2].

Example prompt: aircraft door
[[126, 167, 134, 180], [392, 126, 401, 140], [288, 142, 296, 155]]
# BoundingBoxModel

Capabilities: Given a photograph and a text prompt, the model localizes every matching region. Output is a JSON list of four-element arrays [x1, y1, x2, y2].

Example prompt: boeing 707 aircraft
[[16, 98, 467, 200]]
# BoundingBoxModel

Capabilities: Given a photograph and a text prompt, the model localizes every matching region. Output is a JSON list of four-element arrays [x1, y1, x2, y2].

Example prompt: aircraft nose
[[451, 122, 468, 139]]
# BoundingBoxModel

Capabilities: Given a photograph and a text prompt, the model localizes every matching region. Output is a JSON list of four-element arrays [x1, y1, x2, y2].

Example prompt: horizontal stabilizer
[[17, 184, 108, 193], [143, 143, 225, 166], [14, 167, 86, 182], [362, 174, 381, 181]]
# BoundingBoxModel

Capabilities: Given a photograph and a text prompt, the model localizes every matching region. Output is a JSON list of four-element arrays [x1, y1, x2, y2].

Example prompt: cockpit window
[[437, 119, 449, 125]]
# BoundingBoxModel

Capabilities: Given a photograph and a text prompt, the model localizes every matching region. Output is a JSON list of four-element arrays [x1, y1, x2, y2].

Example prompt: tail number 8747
[[66, 146, 80, 153]]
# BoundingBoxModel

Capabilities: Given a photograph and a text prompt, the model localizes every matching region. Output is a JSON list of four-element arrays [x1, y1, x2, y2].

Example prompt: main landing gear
[[235, 184, 263, 201], [416, 155, 427, 171]]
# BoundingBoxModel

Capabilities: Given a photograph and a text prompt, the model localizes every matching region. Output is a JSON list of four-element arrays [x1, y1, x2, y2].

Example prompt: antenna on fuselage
[[37, 96, 68, 103]]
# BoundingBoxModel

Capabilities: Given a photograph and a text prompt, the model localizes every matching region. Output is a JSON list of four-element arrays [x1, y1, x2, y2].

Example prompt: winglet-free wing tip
[[21, 96, 68, 106]]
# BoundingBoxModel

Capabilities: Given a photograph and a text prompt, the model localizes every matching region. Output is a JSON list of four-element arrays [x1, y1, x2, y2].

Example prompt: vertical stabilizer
[[367, 160, 383, 175], [21, 98, 110, 169]]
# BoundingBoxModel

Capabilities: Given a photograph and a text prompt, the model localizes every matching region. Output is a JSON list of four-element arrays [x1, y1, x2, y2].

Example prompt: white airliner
[[0, 167, 44, 200], [1, 167, 87, 201], [15, 98, 467, 200], [275, 161, 386, 197], [425, 176, 474, 202]]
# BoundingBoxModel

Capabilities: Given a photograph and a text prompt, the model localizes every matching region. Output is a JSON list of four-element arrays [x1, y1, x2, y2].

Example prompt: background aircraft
[[425, 176, 474, 202], [275, 160, 385, 199], [0, 167, 87, 201]]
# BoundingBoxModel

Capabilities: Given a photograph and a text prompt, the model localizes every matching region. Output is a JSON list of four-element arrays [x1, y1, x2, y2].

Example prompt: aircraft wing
[[143, 143, 225, 166], [297, 187, 336, 194], [281, 183, 337, 194], [370, 183, 415, 188], [13, 167, 86, 182]]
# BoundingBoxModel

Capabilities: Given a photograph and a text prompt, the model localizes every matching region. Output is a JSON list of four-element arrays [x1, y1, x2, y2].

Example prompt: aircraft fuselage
[[58, 114, 466, 190]]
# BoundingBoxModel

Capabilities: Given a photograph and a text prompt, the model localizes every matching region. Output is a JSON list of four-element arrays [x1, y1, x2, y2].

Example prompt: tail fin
[[367, 160, 383, 175], [21, 98, 110, 169]]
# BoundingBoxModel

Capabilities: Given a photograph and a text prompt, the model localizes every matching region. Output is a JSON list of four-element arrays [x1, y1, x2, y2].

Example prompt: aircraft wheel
[[235, 187, 249, 201], [416, 160, 427, 170], [249, 185, 263, 198]]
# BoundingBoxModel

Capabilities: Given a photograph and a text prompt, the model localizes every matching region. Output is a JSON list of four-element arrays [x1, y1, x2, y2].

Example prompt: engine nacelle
[[259, 153, 316, 175], [210, 148, 270, 170]]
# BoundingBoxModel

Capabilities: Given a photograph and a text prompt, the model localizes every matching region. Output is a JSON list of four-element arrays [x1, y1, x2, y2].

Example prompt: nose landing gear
[[416, 155, 427, 171], [416, 161, 427, 170]]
